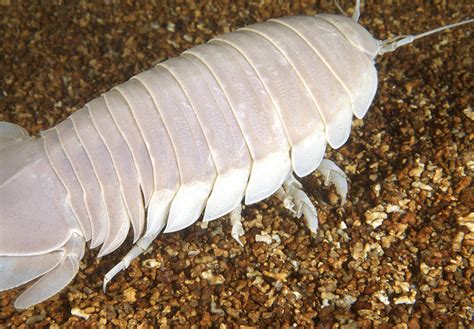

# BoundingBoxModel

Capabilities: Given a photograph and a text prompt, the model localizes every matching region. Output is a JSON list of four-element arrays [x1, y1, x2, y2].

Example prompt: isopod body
[[0, 8, 471, 313]]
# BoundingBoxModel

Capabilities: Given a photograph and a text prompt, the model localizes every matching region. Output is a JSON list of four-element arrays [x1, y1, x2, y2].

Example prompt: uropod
[[0, 2, 472, 311]]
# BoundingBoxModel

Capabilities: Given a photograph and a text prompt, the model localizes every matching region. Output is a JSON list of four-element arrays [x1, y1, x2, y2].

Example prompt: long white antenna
[[333, 0, 360, 21], [334, 0, 347, 17], [352, 0, 361, 22], [378, 18, 474, 55]]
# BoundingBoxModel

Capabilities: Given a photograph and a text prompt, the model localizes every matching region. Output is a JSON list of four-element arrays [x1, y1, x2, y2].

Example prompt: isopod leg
[[102, 190, 173, 290], [317, 159, 348, 205], [102, 230, 161, 292], [277, 174, 318, 234], [230, 204, 245, 247]]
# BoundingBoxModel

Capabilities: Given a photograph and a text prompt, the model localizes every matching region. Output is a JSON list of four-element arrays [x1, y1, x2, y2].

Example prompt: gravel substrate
[[0, 1, 473, 327]]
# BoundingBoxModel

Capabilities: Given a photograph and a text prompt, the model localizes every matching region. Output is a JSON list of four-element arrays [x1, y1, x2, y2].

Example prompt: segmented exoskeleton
[[1, 4, 472, 310]]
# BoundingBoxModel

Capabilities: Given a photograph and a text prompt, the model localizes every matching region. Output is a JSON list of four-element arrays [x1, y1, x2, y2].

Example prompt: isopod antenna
[[377, 17, 474, 55]]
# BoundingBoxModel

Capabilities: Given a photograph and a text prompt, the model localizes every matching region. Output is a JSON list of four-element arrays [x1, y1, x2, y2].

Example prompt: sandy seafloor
[[0, 1, 472, 327]]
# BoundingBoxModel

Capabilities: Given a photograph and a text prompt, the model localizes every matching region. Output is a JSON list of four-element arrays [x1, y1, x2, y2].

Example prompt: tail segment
[[0, 122, 86, 309], [0, 122, 30, 151]]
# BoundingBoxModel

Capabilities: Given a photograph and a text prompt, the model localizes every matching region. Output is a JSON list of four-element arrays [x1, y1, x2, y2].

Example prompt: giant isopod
[[0, 2, 472, 322]]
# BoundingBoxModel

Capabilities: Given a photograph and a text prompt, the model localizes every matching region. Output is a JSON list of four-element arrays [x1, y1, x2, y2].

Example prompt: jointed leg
[[317, 159, 348, 205], [277, 174, 319, 234], [230, 204, 245, 247], [103, 231, 159, 291]]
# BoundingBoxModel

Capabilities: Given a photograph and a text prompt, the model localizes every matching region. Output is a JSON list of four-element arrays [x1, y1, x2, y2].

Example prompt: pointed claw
[[103, 277, 110, 293], [276, 187, 298, 215], [229, 204, 245, 247], [103, 262, 125, 292], [293, 190, 318, 233], [317, 159, 348, 205], [278, 174, 319, 233], [284, 199, 298, 215], [102, 199, 167, 291], [231, 226, 245, 247], [103, 231, 161, 292], [102, 256, 133, 292]]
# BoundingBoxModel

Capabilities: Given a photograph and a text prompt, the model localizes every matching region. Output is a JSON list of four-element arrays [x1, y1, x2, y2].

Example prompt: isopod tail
[[0, 122, 30, 150], [0, 122, 87, 309], [0, 234, 85, 309]]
